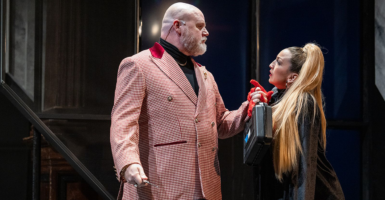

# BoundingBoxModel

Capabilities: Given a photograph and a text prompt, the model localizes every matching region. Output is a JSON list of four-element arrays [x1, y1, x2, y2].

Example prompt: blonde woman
[[250, 43, 345, 199]]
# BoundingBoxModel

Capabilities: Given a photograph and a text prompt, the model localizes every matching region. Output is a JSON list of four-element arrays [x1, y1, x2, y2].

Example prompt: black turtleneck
[[159, 38, 199, 96]]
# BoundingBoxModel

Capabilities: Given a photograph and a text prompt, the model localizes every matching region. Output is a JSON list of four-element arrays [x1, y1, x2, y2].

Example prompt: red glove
[[247, 80, 274, 117]]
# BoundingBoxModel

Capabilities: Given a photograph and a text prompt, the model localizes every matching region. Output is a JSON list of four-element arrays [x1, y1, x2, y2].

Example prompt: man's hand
[[124, 164, 148, 187]]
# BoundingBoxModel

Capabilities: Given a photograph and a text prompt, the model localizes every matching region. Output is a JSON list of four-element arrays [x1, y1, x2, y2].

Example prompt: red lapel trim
[[149, 42, 165, 58]]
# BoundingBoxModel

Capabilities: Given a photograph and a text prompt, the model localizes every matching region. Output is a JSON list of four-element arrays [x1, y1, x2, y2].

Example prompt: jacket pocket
[[154, 140, 187, 147]]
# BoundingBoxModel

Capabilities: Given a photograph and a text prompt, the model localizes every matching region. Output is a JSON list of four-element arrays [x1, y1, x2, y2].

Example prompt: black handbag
[[243, 103, 273, 166]]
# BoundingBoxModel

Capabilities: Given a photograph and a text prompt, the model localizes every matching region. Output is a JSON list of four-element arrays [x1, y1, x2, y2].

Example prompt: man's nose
[[202, 28, 209, 37]]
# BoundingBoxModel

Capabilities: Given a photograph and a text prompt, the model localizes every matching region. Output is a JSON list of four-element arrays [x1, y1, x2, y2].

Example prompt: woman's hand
[[250, 87, 267, 103], [246, 80, 274, 118]]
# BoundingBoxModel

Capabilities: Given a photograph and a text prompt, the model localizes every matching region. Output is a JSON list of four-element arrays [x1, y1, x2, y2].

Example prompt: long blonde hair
[[272, 43, 326, 181]]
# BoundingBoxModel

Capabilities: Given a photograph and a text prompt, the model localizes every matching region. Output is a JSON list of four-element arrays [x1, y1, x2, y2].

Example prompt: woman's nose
[[269, 61, 274, 69]]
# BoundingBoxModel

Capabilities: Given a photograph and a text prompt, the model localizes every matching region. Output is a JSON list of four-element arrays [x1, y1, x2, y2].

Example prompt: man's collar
[[149, 42, 203, 67], [159, 38, 183, 56], [159, 38, 190, 66]]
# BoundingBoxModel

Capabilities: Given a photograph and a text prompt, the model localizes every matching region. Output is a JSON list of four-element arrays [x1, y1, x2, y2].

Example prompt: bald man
[[110, 3, 249, 199]]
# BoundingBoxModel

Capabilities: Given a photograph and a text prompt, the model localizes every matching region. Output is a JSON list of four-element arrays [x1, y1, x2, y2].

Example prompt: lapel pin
[[204, 72, 207, 80]]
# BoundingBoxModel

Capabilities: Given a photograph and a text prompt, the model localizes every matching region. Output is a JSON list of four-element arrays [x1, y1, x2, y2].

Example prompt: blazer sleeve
[[110, 57, 146, 181], [208, 72, 249, 139], [295, 103, 319, 199]]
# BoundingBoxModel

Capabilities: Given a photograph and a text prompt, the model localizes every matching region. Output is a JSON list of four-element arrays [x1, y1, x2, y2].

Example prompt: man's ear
[[174, 21, 182, 35], [287, 73, 298, 84]]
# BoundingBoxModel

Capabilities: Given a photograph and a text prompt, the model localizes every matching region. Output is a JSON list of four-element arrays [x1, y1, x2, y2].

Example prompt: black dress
[[253, 87, 345, 200]]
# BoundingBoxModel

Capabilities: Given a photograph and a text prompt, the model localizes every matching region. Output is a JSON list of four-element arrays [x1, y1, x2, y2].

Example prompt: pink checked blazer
[[110, 42, 249, 200]]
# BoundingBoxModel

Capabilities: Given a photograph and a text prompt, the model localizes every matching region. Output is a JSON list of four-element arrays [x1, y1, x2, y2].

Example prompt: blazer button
[[211, 122, 215, 127], [198, 142, 202, 147], [195, 118, 198, 123], [212, 147, 216, 151], [168, 96, 173, 102]]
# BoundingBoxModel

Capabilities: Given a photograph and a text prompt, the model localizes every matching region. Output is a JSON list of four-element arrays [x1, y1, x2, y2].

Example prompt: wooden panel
[[44, 0, 86, 111], [40, 142, 103, 200], [42, 0, 136, 115]]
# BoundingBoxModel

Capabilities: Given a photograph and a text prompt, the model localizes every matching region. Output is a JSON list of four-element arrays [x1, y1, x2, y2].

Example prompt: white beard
[[181, 28, 207, 57]]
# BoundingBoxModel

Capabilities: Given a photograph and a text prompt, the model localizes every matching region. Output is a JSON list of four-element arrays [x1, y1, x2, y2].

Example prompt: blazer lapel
[[193, 60, 208, 114], [150, 51, 198, 105]]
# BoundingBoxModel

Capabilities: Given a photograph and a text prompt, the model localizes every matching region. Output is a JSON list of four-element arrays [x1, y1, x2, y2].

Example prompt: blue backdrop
[[259, 0, 361, 199]]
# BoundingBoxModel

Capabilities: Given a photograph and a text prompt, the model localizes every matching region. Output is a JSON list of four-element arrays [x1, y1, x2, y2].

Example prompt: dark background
[[1, 0, 384, 199]]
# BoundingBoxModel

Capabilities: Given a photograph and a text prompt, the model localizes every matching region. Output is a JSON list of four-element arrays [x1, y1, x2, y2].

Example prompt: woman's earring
[[286, 82, 287, 88]]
